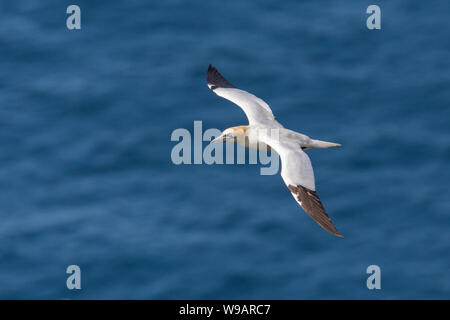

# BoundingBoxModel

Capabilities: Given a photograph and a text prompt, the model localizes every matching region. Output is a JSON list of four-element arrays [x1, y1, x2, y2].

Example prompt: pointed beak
[[210, 135, 225, 145]]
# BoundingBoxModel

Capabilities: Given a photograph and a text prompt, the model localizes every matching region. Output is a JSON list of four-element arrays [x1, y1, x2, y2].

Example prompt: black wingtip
[[335, 232, 345, 239], [288, 184, 344, 239], [206, 64, 236, 90]]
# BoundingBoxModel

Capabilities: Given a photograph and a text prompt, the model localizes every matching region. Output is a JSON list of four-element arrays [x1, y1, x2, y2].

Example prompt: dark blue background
[[0, 1, 449, 299]]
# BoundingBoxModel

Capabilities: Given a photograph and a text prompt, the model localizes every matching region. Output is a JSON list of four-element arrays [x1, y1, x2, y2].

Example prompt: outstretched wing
[[282, 148, 343, 238], [258, 134, 343, 238], [287, 184, 343, 238], [206, 65, 276, 125]]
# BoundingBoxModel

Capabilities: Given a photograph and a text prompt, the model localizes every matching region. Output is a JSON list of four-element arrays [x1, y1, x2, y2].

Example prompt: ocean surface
[[0, 0, 449, 299]]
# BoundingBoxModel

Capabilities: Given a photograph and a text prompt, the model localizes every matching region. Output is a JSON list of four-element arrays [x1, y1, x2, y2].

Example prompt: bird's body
[[207, 65, 343, 238], [232, 125, 340, 152]]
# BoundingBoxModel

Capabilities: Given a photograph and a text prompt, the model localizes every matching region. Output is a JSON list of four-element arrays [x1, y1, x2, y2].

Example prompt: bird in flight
[[207, 65, 343, 238]]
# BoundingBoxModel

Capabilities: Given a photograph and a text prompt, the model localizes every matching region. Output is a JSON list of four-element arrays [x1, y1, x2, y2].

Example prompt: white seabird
[[207, 65, 343, 238]]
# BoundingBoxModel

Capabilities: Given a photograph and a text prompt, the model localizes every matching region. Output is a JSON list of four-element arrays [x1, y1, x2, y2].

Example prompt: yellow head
[[210, 126, 248, 144]]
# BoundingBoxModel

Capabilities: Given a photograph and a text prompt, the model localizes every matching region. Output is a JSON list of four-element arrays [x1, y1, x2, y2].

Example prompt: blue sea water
[[0, 0, 449, 299]]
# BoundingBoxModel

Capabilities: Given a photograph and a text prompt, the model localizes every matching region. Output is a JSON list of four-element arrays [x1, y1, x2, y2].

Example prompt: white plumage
[[207, 65, 343, 238]]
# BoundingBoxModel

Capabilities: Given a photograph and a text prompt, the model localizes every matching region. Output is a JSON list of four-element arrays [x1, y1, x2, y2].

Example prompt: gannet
[[207, 65, 343, 238]]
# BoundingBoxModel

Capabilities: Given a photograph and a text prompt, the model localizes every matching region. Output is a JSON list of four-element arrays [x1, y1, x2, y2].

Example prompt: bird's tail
[[310, 139, 341, 149]]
